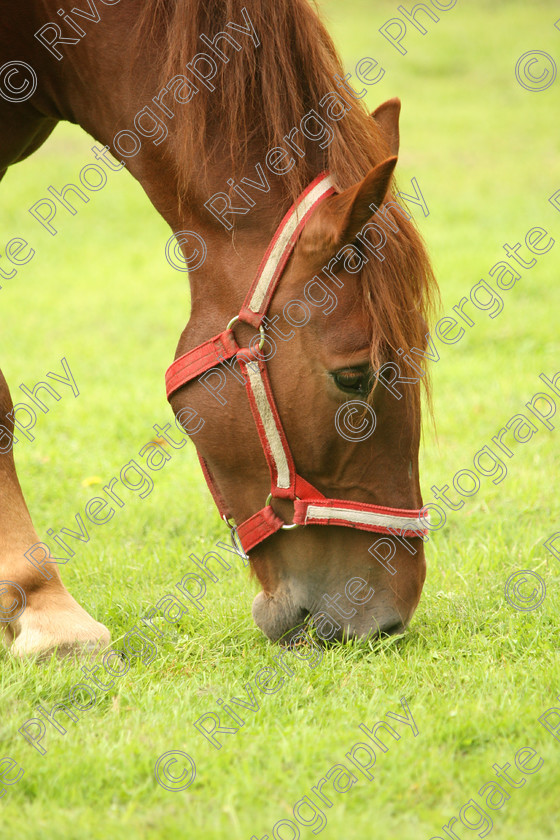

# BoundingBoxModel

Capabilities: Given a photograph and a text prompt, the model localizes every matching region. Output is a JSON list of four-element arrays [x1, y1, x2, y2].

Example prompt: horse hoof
[[5, 596, 111, 660], [34, 637, 110, 663], [10, 623, 111, 660]]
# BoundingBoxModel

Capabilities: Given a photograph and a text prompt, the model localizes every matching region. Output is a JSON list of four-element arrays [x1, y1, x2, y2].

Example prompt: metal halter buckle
[[226, 315, 266, 351], [222, 514, 249, 562], [265, 493, 300, 530]]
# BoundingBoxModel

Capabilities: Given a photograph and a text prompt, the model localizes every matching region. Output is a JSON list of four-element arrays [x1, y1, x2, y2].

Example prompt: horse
[[0, 0, 437, 656]]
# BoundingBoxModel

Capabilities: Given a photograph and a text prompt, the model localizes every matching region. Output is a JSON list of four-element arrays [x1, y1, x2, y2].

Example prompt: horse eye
[[331, 368, 370, 394]]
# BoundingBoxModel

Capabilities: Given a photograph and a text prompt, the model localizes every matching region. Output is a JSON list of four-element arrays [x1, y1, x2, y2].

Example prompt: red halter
[[165, 173, 429, 554]]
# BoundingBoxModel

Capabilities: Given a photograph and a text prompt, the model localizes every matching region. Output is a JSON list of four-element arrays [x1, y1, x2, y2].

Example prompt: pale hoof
[[5, 592, 111, 660]]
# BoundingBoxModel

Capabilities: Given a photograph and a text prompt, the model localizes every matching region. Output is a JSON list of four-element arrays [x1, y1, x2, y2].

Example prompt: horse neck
[[29, 4, 316, 322]]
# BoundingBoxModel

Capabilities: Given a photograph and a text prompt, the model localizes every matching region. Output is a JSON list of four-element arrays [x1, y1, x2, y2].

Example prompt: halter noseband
[[165, 173, 428, 554]]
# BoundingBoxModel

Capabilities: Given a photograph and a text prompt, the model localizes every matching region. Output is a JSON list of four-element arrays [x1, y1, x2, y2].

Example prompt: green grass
[[1, 1, 560, 837]]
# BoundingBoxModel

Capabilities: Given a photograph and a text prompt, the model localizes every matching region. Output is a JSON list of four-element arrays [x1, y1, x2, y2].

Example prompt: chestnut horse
[[0, 0, 436, 656]]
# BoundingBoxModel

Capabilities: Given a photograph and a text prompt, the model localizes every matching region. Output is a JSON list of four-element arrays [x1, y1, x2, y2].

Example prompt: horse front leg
[[0, 369, 110, 657]]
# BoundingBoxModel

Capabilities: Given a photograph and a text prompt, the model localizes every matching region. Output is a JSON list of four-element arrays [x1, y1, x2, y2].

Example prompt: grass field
[[1, 1, 560, 838]]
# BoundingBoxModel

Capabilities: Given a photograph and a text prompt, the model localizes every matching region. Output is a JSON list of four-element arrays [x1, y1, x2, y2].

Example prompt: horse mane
[[135, 0, 439, 411]]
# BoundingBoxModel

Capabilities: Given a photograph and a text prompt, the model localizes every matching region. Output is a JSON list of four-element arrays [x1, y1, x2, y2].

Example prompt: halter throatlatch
[[165, 173, 429, 553]]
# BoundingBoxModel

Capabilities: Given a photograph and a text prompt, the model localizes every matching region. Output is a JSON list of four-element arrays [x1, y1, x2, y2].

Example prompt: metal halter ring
[[265, 493, 300, 530], [226, 315, 266, 351]]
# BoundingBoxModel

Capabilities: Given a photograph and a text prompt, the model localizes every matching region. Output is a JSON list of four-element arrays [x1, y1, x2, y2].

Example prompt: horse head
[[168, 101, 433, 643]]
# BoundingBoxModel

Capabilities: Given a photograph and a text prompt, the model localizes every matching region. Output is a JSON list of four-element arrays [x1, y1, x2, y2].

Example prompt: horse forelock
[[358, 215, 438, 417]]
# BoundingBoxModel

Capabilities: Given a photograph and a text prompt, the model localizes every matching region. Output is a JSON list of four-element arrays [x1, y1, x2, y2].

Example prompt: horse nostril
[[252, 591, 310, 643], [379, 619, 406, 636]]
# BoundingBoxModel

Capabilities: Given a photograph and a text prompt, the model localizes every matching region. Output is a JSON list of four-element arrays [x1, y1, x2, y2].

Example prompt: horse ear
[[371, 97, 401, 157], [300, 157, 397, 257]]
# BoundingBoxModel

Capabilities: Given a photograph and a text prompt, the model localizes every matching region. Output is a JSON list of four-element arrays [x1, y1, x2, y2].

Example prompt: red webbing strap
[[238, 173, 336, 329], [197, 454, 231, 521], [237, 352, 296, 498], [236, 495, 426, 553], [293, 498, 428, 538], [294, 474, 325, 501], [237, 506, 285, 553], [165, 329, 239, 399]]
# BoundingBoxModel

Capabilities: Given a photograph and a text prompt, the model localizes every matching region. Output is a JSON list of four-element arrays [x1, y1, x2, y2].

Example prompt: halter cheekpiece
[[165, 173, 429, 554]]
